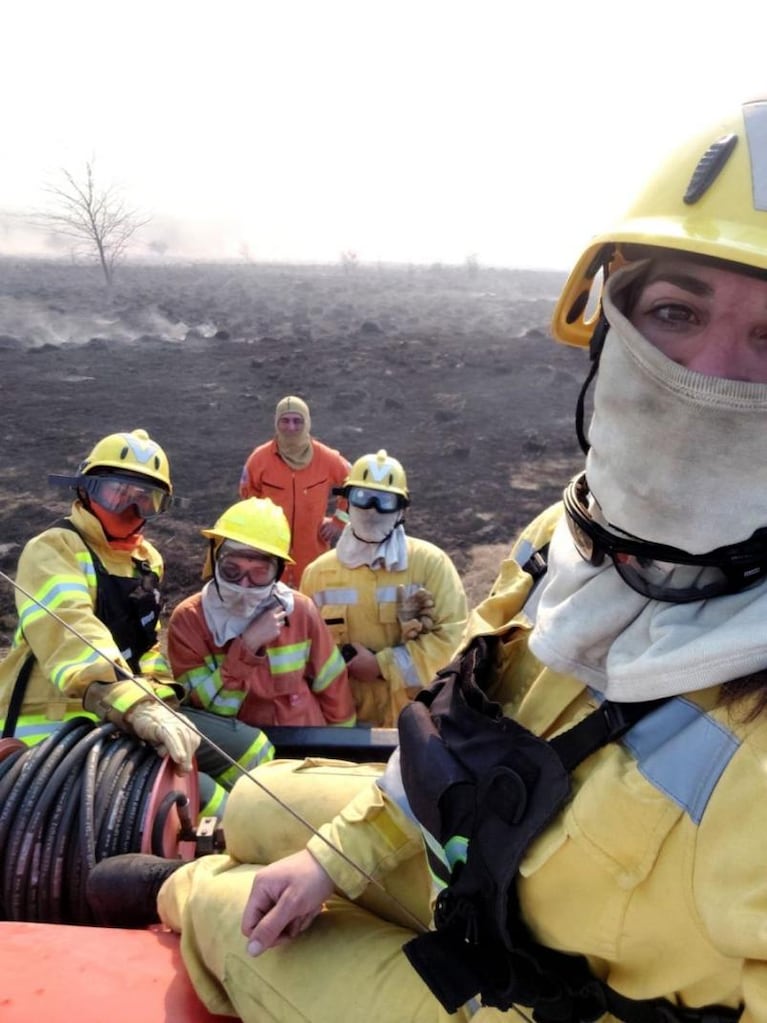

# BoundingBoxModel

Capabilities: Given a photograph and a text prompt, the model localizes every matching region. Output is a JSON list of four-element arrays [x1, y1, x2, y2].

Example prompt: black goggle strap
[[568, 474, 767, 591], [574, 310, 609, 456], [210, 539, 224, 598]]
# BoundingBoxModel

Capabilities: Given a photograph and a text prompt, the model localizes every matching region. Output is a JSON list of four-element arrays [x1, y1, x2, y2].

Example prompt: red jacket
[[239, 439, 350, 588], [167, 590, 356, 728]]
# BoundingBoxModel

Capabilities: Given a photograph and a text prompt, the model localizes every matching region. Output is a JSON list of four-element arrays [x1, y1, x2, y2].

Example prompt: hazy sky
[[2, 1, 766, 269]]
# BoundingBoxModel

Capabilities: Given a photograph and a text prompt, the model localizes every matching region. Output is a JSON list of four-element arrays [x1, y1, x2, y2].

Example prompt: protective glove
[[396, 585, 437, 642], [126, 701, 201, 774]]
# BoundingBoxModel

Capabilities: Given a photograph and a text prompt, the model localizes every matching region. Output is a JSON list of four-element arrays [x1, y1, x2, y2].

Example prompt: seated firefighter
[[167, 497, 356, 732], [0, 429, 199, 774], [88, 99, 767, 1023], [300, 449, 468, 727]]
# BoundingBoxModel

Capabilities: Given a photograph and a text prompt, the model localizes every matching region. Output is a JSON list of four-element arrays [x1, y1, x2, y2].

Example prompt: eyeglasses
[[217, 550, 278, 586], [347, 486, 401, 514], [563, 472, 767, 603], [80, 474, 172, 518]]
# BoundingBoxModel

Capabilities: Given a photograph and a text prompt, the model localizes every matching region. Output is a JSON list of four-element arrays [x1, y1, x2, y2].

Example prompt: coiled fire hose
[[0, 716, 196, 925]]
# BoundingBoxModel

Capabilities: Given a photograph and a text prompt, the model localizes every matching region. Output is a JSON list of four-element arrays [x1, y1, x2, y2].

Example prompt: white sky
[[2, 0, 766, 269]]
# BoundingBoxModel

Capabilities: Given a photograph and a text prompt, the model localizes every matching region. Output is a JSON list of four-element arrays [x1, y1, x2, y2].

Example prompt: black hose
[[8, 722, 105, 919], [4, 720, 97, 918], [151, 792, 187, 856], [0, 716, 193, 924]]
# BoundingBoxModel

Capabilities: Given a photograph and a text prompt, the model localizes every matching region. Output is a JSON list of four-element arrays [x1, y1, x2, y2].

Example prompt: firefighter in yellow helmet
[[90, 100, 767, 1023], [300, 450, 468, 727], [167, 498, 355, 745], [0, 429, 199, 775]]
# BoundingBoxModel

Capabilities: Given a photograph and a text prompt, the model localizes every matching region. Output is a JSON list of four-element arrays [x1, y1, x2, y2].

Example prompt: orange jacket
[[238, 439, 350, 588], [167, 590, 356, 728]]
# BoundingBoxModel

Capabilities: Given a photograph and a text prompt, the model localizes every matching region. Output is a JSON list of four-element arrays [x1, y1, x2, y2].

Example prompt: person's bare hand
[[241, 850, 335, 955], [242, 605, 287, 654], [318, 518, 343, 545], [346, 644, 382, 682]]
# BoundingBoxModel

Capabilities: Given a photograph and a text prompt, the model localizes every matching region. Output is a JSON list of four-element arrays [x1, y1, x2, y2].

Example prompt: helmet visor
[[348, 486, 401, 513], [563, 473, 767, 603], [80, 474, 172, 519]]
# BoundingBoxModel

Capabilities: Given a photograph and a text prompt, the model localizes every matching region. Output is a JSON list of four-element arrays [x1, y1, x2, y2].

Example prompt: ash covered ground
[[0, 258, 588, 645]]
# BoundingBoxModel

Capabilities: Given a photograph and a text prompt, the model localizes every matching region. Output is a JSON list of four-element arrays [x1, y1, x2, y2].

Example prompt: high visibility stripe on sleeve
[[180, 657, 246, 716], [138, 649, 171, 676], [391, 644, 420, 686], [218, 731, 275, 787], [310, 646, 346, 693], [51, 646, 119, 691]]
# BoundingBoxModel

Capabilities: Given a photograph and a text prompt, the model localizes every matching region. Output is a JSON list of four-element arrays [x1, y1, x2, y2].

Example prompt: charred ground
[[0, 258, 587, 645]]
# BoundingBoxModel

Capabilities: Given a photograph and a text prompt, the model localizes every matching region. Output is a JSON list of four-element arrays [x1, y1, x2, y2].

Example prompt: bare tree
[[36, 162, 149, 286]]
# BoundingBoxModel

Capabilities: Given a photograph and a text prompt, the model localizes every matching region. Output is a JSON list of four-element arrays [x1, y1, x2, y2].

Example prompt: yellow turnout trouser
[[157, 758, 503, 1023]]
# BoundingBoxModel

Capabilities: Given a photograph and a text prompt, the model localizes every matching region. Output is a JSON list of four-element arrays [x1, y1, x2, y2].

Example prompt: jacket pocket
[[519, 743, 684, 960], [317, 603, 348, 645]]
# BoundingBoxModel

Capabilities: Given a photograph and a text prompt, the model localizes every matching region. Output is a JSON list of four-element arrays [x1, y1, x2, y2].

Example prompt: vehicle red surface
[[0, 921, 234, 1023]]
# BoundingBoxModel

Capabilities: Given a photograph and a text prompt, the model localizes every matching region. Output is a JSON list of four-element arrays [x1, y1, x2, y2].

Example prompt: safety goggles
[[347, 486, 401, 514], [563, 472, 767, 603], [78, 474, 172, 519], [217, 550, 278, 586]]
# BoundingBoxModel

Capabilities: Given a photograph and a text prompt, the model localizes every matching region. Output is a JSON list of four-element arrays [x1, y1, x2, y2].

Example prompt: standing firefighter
[[238, 396, 351, 588], [0, 429, 199, 774], [300, 449, 468, 727]]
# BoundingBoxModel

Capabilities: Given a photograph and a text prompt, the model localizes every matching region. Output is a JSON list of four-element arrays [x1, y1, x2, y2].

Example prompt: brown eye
[[651, 303, 697, 325]]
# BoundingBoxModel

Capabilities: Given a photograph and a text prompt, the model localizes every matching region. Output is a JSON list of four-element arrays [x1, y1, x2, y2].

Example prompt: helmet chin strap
[[574, 312, 609, 456]]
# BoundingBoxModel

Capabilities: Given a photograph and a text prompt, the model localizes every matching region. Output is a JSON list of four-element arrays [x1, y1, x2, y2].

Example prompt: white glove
[[127, 701, 201, 774]]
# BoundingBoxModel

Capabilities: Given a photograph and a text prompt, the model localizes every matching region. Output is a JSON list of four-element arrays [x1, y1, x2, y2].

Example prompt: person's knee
[[224, 758, 385, 863]]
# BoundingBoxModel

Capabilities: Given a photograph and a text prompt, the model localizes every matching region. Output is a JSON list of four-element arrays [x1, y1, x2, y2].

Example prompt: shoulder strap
[[517, 541, 549, 624], [519, 541, 549, 581], [550, 696, 667, 772], [1, 652, 36, 738], [55, 517, 108, 578]]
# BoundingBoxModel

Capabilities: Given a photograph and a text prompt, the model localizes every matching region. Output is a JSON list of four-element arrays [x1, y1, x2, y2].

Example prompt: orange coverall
[[239, 439, 350, 587]]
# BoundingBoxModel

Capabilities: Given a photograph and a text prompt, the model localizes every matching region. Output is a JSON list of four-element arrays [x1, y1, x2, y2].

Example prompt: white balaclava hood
[[586, 262, 767, 552]]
